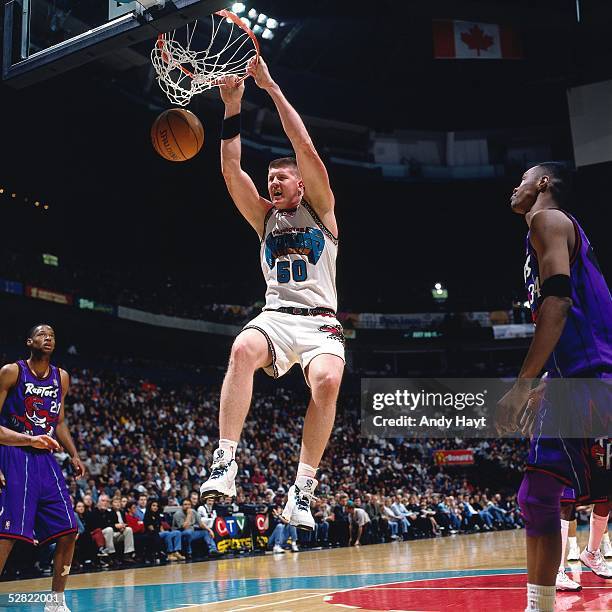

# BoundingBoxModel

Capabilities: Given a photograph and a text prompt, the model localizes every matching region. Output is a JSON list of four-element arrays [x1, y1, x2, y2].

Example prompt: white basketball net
[[151, 10, 260, 106]]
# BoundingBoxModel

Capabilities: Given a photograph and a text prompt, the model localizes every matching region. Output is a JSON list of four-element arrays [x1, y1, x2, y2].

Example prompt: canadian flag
[[433, 20, 522, 59]]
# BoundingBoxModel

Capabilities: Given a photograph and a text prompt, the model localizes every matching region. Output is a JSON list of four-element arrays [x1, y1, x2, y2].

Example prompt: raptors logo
[[319, 324, 345, 346], [11, 385, 59, 436]]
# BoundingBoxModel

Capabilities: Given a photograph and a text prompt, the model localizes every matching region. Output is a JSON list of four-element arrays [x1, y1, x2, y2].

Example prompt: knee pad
[[518, 471, 564, 537]]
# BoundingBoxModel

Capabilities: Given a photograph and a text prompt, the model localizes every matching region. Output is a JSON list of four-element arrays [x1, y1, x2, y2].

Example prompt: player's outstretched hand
[[30, 435, 61, 451], [219, 74, 245, 106], [247, 56, 275, 90], [494, 380, 532, 436]]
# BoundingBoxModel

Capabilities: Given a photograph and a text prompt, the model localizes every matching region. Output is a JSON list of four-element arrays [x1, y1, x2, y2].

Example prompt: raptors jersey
[[261, 201, 338, 311], [524, 210, 612, 377], [0, 360, 62, 439]]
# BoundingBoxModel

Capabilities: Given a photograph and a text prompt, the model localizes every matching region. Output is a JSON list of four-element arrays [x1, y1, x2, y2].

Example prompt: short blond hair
[[268, 157, 299, 174]]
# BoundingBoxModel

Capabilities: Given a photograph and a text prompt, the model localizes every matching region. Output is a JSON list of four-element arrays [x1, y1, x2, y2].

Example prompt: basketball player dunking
[[0, 325, 85, 612], [495, 163, 611, 612], [199, 57, 345, 530]]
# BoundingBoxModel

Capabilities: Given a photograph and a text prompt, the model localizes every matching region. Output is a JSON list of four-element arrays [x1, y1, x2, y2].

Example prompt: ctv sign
[[214, 516, 246, 538]]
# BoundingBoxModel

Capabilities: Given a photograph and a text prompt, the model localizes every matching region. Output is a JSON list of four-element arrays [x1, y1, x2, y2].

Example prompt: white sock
[[52, 591, 65, 605], [568, 535, 577, 549], [587, 511, 608, 553], [526, 583, 555, 612], [295, 467, 318, 494], [560, 519, 569, 571], [217, 439, 238, 461], [296, 462, 317, 479], [602, 532, 610, 546]]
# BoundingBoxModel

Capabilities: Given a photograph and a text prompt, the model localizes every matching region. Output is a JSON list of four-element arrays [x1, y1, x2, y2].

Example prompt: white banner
[[493, 324, 534, 340], [341, 311, 505, 330], [117, 306, 241, 336]]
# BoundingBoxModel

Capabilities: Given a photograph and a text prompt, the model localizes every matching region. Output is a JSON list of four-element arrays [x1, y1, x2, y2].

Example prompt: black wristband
[[221, 113, 241, 140], [541, 274, 571, 298]]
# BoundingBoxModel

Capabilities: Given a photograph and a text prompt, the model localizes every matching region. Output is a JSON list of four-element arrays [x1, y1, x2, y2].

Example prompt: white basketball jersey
[[260, 201, 338, 312]]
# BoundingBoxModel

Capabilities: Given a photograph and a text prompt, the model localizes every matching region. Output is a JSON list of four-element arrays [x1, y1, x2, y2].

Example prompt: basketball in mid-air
[[151, 108, 204, 162]]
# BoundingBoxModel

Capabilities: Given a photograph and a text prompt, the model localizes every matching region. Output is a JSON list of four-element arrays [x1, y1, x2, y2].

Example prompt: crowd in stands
[[3, 367, 528, 579]]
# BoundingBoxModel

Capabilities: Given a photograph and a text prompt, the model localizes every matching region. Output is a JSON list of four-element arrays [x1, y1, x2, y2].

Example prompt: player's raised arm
[[219, 75, 272, 236], [247, 58, 335, 219]]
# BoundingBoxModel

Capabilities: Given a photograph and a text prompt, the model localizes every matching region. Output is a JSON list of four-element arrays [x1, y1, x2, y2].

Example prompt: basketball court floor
[[1, 531, 610, 611]]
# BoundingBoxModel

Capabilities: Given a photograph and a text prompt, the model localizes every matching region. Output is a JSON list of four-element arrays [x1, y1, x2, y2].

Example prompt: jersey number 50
[[277, 260, 307, 283]]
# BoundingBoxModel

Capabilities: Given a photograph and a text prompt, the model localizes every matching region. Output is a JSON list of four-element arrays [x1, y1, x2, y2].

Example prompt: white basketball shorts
[[241, 310, 345, 379]]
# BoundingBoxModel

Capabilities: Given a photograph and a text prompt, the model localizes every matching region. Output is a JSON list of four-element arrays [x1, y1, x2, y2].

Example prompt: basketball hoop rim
[[155, 9, 260, 82]]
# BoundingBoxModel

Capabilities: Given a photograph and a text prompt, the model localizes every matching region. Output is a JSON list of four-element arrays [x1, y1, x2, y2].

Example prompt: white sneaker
[[580, 547, 612, 579], [199, 448, 238, 500], [281, 477, 317, 531], [601, 536, 612, 559], [567, 541, 580, 561], [555, 569, 582, 591], [291, 541, 299, 552], [44, 602, 71, 612], [272, 544, 285, 554]]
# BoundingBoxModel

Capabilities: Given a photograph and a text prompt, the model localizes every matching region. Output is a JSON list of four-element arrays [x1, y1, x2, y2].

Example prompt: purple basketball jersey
[[524, 211, 612, 377], [0, 362, 76, 545], [0, 360, 62, 439]]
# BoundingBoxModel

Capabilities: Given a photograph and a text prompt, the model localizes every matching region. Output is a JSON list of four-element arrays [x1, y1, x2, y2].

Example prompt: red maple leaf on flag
[[460, 24, 494, 56]]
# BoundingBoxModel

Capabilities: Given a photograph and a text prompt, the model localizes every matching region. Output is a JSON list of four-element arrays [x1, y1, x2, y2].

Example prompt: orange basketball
[[151, 108, 204, 162]]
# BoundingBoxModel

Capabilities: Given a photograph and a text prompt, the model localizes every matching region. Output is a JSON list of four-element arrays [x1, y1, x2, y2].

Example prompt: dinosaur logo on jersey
[[319, 324, 345, 346], [12, 384, 59, 435], [264, 227, 325, 268]]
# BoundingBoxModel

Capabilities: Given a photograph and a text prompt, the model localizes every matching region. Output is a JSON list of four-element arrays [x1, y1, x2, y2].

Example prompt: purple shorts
[[526, 372, 611, 503], [560, 487, 577, 503], [0, 446, 77, 545]]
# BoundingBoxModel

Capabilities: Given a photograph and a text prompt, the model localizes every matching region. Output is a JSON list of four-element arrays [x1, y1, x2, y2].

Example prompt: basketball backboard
[[2, 0, 228, 87]]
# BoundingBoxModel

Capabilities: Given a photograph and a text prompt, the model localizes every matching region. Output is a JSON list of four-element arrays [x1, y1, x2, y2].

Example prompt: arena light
[[262, 28, 274, 40], [248, 8, 257, 19], [240, 17, 252, 28], [265, 18, 278, 29], [257, 13, 268, 24], [42, 253, 59, 267], [253, 24, 263, 34], [231, 2, 246, 14], [432, 282, 448, 301], [0, 188, 4, 193]]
